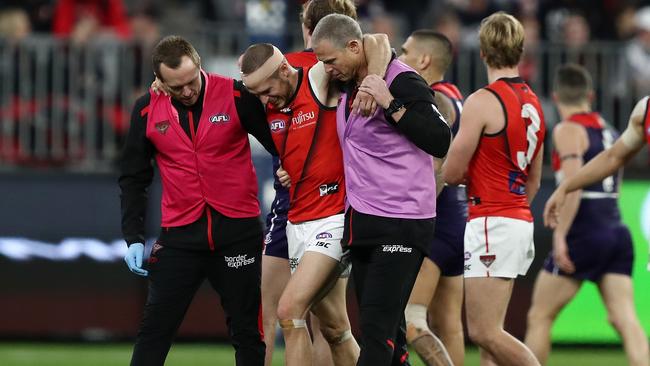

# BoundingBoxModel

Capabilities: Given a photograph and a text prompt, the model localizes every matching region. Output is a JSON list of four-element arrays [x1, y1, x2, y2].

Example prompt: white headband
[[241, 45, 284, 89]]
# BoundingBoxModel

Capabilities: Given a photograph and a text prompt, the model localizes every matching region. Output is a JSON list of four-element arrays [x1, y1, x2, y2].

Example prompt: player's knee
[[276, 296, 306, 321], [321, 327, 354, 345], [316, 314, 351, 343], [607, 312, 630, 333], [527, 305, 555, 326], [467, 325, 495, 347], [432, 316, 463, 338]]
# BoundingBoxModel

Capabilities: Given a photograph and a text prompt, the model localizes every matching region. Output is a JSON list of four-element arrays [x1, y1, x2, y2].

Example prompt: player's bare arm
[[550, 121, 589, 273], [544, 97, 647, 227], [526, 142, 544, 204], [433, 92, 454, 196], [443, 89, 497, 184]]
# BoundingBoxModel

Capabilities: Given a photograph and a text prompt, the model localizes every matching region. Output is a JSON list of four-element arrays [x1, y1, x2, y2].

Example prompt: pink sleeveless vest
[[146, 71, 260, 227]]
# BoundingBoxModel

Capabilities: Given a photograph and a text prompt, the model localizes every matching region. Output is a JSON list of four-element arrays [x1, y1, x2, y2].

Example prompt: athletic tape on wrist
[[620, 125, 644, 149], [405, 303, 429, 331]]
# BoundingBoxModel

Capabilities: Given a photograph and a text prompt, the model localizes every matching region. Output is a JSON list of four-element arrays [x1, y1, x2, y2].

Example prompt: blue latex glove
[[124, 243, 148, 276]]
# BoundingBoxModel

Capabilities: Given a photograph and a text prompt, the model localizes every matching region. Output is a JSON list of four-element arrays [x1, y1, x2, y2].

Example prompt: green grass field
[[0, 343, 627, 366]]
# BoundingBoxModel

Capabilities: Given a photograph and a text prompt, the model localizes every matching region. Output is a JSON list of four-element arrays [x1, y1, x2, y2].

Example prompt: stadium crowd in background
[[2, 0, 650, 166]]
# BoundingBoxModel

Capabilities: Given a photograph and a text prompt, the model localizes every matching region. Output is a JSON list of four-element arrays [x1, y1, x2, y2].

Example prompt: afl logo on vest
[[270, 119, 286, 133], [209, 114, 230, 124]]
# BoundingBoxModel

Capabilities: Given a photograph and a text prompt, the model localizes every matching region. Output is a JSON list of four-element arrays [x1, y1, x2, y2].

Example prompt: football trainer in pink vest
[[118, 36, 277, 366], [312, 14, 451, 366]]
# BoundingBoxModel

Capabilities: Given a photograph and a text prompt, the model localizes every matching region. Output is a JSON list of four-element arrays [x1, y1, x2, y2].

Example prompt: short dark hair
[[152, 36, 200, 81], [302, 0, 357, 35], [410, 30, 453, 72], [240, 43, 277, 76], [311, 14, 362, 49], [554, 63, 592, 105]]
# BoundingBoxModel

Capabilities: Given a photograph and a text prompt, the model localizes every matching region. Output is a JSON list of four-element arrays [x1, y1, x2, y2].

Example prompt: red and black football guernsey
[[467, 77, 546, 221], [266, 66, 344, 223]]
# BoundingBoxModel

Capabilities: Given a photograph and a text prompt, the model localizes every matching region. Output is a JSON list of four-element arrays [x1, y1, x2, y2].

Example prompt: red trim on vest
[[206, 206, 214, 251], [188, 110, 197, 144], [233, 89, 241, 98], [140, 105, 149, 117]]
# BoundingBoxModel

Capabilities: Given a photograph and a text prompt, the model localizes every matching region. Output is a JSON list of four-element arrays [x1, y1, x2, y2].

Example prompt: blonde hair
[[479, 12, 524, 69]]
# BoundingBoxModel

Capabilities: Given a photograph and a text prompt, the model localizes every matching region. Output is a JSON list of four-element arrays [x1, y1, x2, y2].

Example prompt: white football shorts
[[464, 216, 535, 278], [286, 213, 349, 276]]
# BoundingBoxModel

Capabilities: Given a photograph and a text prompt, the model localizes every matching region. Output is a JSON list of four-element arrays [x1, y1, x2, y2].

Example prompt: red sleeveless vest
[[146, 71, 260, 227]]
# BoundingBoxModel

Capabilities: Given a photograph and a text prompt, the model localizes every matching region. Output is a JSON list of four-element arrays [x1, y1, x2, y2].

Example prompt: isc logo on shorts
[[319, 183, 339, 197], [314, 241, 331, 248]]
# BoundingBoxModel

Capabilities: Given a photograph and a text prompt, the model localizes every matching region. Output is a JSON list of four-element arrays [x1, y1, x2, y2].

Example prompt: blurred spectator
[[130, 5, 160, 46], [129, 5, 161, 99], [2, 0, 54, 33], [52, 0, 131, 44], [446, 0, 513, 26], [0, 8, 37, 164], [616, 4, 639, 40], [519, 15, 541, 84], [369, 13, 401, 45], [0, 8, 31, 43], [245, 0, 289, 49], [616, 6, 650, 100], [518, 0, 538, 17], [381, 0, 433, 33], [562, 12, 590, 49], [432, 9, 462, 49], [197, 0, 246, 22], [539, 0, 613, 41]]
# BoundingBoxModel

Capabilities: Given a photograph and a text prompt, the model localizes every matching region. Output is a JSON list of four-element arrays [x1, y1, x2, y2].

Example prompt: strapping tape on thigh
[[279, 319, 307, 329]]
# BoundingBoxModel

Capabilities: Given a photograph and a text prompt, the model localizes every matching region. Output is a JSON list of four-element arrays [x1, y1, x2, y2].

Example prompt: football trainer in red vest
[[118, 36, 277, 366]]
